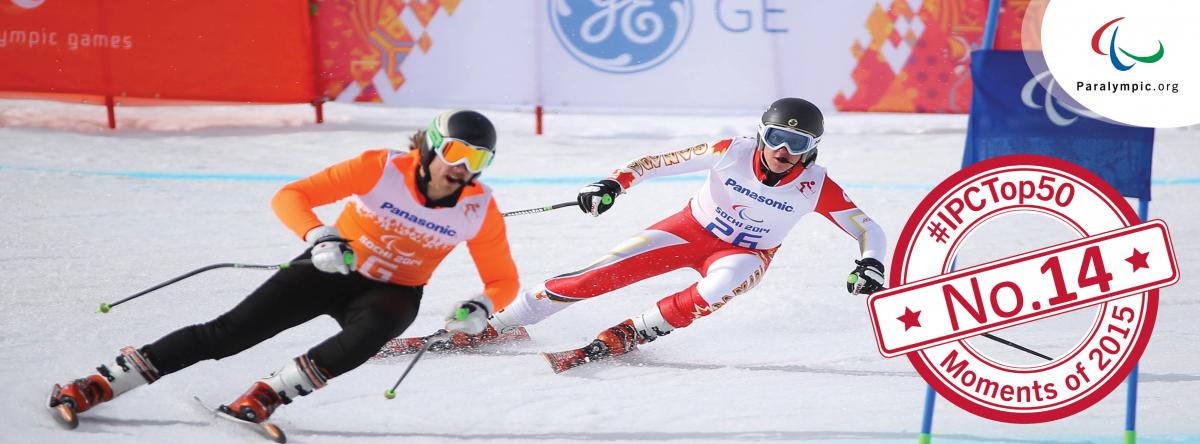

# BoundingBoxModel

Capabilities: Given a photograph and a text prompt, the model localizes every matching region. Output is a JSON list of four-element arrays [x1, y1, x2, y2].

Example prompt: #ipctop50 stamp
[[870, 154, 1179, 423]]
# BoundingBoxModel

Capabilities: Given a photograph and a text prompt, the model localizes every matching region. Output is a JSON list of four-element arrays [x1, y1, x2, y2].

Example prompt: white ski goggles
[[758, 124, 821, 155]]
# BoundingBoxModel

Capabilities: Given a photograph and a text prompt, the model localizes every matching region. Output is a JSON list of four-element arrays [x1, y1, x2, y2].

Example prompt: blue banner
[[963, 50, 1154, 200]]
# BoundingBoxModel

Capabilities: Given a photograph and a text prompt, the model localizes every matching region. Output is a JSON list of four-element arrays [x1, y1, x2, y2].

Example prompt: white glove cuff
[[468, 294, 494, 315], [304, 225, 341, 246]]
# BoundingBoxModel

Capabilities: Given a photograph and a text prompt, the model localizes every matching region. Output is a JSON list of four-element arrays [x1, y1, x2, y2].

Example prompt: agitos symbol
[[1091, 17, 1164, 72]]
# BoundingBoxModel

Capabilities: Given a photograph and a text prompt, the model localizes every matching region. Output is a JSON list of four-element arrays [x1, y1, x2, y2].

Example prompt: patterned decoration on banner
[[835, 0, 1029, 113], [316, 0, 461, 102], [993, 0, 1037, 51]]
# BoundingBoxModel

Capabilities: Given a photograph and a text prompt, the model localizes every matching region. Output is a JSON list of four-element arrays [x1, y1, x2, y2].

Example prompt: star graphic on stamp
[[898, 307, 922, 331], [1126, 248, 1150, 272]]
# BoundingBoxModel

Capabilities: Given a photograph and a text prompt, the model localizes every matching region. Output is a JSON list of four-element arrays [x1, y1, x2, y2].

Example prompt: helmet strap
[[416, 140, 435, 198], [800, 149, 818, 168], [755, 142, 803, 187]]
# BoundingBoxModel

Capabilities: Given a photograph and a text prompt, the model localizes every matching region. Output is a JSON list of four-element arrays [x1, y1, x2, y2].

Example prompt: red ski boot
[[222, 354, 328, 423], [48, 376, 111, 428], [594, 319, 642, 357], [222, 381, 283, 424], [48, 346, 159, 429]]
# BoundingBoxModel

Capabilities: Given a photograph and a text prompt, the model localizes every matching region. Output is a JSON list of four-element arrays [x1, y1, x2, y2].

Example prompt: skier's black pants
[[142, 252, 422, 379]]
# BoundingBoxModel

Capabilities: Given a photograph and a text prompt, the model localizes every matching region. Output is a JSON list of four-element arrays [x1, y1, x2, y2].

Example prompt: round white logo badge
[[1041, 0, 1200, 128]]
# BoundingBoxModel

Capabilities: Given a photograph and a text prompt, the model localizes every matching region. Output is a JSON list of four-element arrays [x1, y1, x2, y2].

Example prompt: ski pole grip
[[281, 259, 314, 269]]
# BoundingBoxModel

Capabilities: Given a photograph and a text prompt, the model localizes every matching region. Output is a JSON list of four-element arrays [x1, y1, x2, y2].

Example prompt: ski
[[542, 348, 592, 374], [374, 326, 531, 359], [376, 333, 441, 358], [544, 323, 642, 373], [47, 384, 79, 429], [193, 396, 286, 443], [50, 403, 78, 429], [544, 336, 626, 373]]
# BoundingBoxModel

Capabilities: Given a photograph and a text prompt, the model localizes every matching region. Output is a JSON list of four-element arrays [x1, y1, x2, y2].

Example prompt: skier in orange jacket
[[48, 110, 518, 426]]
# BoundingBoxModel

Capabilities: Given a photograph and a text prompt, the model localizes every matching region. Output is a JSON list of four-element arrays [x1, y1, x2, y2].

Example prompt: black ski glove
[[577, 179, 623, 217], [847, 258, 886, 295]]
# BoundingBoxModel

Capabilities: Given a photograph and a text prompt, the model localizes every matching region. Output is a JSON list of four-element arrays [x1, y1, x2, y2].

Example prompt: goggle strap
[[427, 121, 444, 149]]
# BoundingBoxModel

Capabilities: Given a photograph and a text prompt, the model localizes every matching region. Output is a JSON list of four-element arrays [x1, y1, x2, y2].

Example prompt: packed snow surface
[[1, 100, 1198, 443]]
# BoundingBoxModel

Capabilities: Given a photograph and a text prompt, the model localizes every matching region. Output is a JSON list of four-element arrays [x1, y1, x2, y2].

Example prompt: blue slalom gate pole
[[1126, 199, 1149, 443], [1126, 363, 1139, 444], [919, 386, 936, 444], [981, 0, 1003, 50], [920, 2, 997, 441], [917, 253, 957, 443]]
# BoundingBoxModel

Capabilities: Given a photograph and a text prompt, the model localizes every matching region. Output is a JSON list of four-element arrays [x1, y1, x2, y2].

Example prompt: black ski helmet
[[760, 97, 823, 168], [420, 109, 497, 183], [424, 109, 497, 159]]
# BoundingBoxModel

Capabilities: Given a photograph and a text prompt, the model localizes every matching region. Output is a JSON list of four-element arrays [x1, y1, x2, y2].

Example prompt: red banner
[[0, 0, 318, 103], [313, 0, 461, 103], [834, 0, 1036, 113]]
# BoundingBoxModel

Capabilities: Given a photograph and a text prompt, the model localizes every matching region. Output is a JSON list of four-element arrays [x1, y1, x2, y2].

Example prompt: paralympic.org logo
[[1091, 17, 1164, 72], [1070, 16, 1179, 97], [1041, 0, 1198, 127], [548, 0, 693, 74]]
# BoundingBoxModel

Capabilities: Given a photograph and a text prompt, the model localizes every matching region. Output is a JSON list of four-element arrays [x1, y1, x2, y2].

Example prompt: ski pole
[[501, 200, 580, 217], [980, 333, 1052, 361], [384, 319, 465, 399], [100, 198, 578, 316], [97, 259, 314, 314], [868, 285, 1052, 361]]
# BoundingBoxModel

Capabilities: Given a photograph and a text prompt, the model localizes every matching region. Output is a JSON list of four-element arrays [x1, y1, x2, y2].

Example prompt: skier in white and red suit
[[381, 98, 887, 368]]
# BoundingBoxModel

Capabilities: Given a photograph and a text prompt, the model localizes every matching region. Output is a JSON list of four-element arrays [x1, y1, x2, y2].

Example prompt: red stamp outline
[[869, 220, 1175, 357], [882, 154, 1170, 423]]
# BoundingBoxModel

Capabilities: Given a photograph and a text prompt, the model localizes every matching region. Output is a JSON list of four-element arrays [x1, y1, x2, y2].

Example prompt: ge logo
[[548, 0, 693, 74]]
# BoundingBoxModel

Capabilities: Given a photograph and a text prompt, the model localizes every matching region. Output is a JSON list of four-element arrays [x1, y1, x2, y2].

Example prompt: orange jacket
[[271, 149, 519, 309]]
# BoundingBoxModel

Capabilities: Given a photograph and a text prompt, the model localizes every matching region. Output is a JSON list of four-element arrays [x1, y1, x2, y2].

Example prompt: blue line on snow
[[0, 164, 300, 182], [1153, 177, 1200, 186], [1, 164, 1198, 189]]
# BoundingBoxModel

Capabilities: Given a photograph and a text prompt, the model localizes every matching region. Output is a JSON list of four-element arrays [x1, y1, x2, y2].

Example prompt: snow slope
[[1, 100, 1198, 443]]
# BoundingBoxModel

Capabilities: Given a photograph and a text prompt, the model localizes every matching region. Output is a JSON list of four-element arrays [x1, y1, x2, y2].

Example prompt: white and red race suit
[[491, 136, 886, 337]]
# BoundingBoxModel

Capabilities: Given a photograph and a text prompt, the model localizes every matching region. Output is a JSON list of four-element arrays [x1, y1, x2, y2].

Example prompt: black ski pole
[[384, 329, 453, 400], [869, 285, 1052, 361], [502, 200, 579, 217], [97, 259, 313, 314], [99, 199, 576, 316], [980, 333, 1053, 361]]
